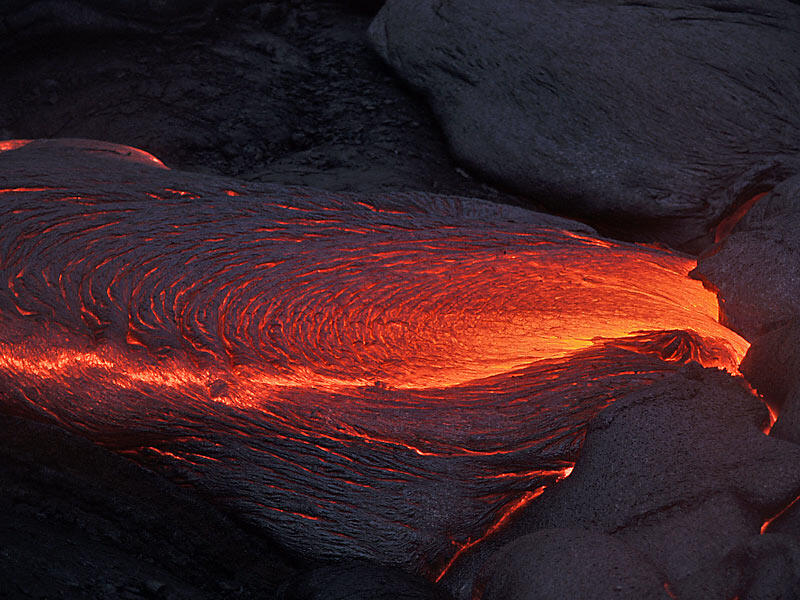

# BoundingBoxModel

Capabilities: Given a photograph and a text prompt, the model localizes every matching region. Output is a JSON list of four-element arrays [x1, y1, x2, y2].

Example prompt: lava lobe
[[0, 139, 747, 576]]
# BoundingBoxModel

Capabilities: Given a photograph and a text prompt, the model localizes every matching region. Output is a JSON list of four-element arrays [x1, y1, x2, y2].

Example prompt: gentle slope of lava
[[0, 139, 748, 574]]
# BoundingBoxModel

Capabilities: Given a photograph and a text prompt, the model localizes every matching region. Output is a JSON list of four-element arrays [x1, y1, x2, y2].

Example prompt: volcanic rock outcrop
[[694, 173, 800, 340], [478, 528, 670, 600], [369, 0, 800, 249], [1, 0, 517, 211], [0, 138, 749, 578], [695, 173, 800, 446], [737, 320, 800, 444], [441, 366, 800, 598]]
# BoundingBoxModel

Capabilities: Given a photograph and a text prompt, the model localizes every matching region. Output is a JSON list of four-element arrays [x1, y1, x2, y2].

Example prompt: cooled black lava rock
[[674, 534, 800, 600], [441, 366, 800, 599], [511, 366, 800, 581], [0, 413, 294, 600], [739, 319, 800, 444], [275, 562, 453, 600], [694, 173, 800, 340], [767, 496, 800, 541], [369, 0, 800, 249], [0, 1, 528, 210], [0, 0, 219, 47], [740, 320, 800, 414], [478, 528, 670, 600]]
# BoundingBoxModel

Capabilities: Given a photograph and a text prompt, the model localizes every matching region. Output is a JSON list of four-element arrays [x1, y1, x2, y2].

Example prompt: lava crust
[[0, 139, 748, 575]]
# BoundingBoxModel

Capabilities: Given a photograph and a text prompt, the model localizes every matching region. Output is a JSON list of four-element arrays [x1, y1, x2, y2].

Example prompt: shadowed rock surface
[[0, 413, 294, 600], [767, 496, 800, 541], [739, 320, 800, 444], [0, 0, 220, 44], [674, 534, 800, 600], [0, 1, 528, 211], [275, 562, 453, 600], [478, 528, 670, 600], [369, 0, 800, 250], [440, 366, 800, 599], [694, 174, 800, 340]]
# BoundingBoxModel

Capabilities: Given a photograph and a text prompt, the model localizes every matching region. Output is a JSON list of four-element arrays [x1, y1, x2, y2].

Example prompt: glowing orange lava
[[0, 139, 32, 153], [0, 139, 750, 576]]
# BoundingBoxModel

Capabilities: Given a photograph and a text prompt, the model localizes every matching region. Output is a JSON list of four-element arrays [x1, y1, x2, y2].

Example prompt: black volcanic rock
[[740, 320, 800, 414], [0, 413, 294, 600], [275, 562, 453, 600], [478, 528, 669, 600], [767, 495, 800, 541], [0, 1, 530, 211], [369, 0, 800, 249], [441, 366, 800, 598], [0, 0, 218, 44], [674, 534, 800, 600], [739, 320, 800, 444], [694, 174, 800, 340], [515, 367, 800, 581]]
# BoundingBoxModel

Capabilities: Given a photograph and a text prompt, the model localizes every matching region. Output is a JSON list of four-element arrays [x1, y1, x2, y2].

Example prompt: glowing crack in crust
[[0, 139, 748, 577]]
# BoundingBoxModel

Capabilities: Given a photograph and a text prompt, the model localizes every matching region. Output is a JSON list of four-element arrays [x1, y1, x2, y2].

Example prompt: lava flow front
[[0, 139, 748, 576]]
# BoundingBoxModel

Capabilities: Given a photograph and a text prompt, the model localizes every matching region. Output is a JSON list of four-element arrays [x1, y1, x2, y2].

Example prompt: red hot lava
[[0, 139, 748, 576]]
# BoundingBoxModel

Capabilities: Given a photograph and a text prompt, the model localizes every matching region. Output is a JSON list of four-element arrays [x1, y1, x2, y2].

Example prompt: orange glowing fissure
[[0, 139, 749, 577]]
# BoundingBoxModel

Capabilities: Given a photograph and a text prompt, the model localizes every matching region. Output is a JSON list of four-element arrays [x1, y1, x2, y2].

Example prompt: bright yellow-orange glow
[[0, 237, 746, 394], [0, 222, 747, 395], [0, 139, 32, 153]]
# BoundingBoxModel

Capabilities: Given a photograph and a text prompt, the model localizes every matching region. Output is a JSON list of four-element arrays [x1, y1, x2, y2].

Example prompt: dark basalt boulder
[[738, 319, 800, 444], [0, 0, 219, 47], [369, 0, 800, 250], [478, 528, 670, 600], [441, 366, 800, 598], [674, 534, 800, 600], [512, 366, 800, 581], [694, 173, 800, 340], [275, 562, 453, 600]]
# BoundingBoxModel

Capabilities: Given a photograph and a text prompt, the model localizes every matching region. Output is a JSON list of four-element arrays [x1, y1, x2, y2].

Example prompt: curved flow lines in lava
[[0, 139, 748, 576]]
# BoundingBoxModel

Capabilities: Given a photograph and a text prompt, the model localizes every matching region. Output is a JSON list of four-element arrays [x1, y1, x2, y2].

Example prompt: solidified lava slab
[[0, 139, 748, 576]]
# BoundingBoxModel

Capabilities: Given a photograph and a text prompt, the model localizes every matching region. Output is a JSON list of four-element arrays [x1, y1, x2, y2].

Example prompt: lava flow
[[0, 139, 748, 576]]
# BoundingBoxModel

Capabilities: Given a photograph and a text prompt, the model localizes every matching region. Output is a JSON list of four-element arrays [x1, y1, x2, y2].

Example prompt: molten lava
[[0, 139, 748, 575]]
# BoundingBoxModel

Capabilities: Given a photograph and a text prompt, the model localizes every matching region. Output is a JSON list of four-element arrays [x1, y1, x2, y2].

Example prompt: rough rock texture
[[478, 528, 670, 600], [275, 562, 453, 600], [369, 0, 800, 249], [0, 1, 528, 211], [694, 174, 800, 340], [0, 413, 294, 600], [441, 366, 800, 599], [674, 534, 800, 600], [768, 496, 800, 541], [739, 320, 800, 444]]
